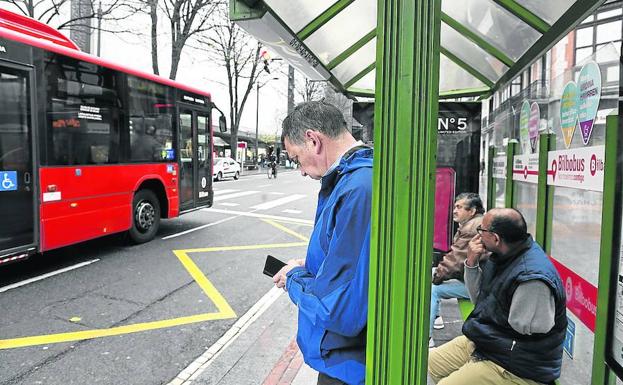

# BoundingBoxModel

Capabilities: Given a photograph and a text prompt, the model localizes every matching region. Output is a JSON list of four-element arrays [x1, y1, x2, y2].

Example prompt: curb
[[167, 287, 284, 385]]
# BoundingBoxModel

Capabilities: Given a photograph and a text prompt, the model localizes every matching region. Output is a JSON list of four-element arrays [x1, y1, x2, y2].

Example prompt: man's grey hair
[[281, 101, 348, 145], [455, 192, 484, 214]]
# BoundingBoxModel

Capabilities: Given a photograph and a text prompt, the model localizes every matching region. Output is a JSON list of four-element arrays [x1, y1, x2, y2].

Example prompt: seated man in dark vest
[[428, 208, 567, 385]]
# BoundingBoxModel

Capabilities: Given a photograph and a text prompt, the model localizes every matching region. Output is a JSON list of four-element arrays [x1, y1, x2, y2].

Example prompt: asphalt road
[[0, 169, 319, 385]]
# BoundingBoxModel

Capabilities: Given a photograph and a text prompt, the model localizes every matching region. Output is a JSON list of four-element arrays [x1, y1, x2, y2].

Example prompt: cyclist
[[267, 147, 278, 179]]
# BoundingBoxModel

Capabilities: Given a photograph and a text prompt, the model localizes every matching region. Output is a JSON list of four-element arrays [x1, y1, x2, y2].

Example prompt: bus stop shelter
[[229, 1, 610, 383]]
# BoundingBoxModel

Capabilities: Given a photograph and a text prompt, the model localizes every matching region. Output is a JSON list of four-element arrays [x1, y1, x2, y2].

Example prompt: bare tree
[[199, 4, 274, 159], [141, 0, 217, 79], [294, 76, 326, 103], [4, 0, 133, 31], [324, 85, 354, 130]]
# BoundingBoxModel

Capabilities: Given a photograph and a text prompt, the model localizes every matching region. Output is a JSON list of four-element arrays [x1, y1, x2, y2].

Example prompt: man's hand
[[273, 259, 305, 289], [466, 234, 486, 267]]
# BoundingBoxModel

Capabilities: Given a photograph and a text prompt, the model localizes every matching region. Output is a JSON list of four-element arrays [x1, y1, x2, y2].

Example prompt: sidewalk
[[238, 166, 298, 178], [169, 287, 465, 385]]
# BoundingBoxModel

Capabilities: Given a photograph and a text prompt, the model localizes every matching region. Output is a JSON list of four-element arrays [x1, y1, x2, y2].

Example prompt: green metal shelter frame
[[229, 0, 607, 383]]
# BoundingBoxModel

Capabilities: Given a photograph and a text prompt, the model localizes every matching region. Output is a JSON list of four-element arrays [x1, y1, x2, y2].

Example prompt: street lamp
[[255, 77, 279, 166], [96, 1, 103, 56]]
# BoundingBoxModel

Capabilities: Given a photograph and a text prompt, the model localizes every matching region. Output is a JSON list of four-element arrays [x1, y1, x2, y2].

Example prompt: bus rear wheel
[[129, 189, 160, 244]]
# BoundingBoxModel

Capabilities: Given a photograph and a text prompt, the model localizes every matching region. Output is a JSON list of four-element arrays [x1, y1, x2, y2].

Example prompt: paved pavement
[[172, 290, 465, 385]]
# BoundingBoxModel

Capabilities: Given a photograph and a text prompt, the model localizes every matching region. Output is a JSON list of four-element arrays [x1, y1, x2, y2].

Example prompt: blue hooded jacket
[[286, 146, 373, 385]]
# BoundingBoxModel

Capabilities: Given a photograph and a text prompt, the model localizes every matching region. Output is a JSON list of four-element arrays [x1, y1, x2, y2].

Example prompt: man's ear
[[305, 130, 322, 155]]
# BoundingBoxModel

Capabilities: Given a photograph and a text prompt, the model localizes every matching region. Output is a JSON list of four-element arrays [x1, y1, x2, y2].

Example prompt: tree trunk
[[169, 42, 181, 80], [149, 0, 159, 75], [229, 134, 238, 162]]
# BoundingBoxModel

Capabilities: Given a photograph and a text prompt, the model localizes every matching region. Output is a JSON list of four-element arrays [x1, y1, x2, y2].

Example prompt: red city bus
[[0, 9, 226, 265]]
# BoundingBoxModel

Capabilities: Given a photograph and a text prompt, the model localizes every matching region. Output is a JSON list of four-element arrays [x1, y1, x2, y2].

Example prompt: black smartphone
[[263, 255, 287, 278]]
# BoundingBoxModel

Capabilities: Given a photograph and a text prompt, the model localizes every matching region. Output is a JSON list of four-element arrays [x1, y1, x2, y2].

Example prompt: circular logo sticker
[[577, 61, 602, 145], [201, 177, 207, 189], [529, 102, 540, 153], [519, 101, 530, 154], [560, 81, 579, 149]]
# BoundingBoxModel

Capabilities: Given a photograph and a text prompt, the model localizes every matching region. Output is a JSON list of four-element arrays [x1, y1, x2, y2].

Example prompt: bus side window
[[45, 54, 120, 166], [126, 75, 175, 163]]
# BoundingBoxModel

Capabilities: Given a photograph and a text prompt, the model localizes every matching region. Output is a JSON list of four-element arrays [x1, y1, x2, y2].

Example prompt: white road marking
[[219, 202, 239, 207], [269, 192, 285, 195], [256, 184, 271, 188], [203, 208, 313, 225], [168, 287, 284, 385], [213, 190, 259, 201], [282, 209, 302, 214], [0, 259, 100, 293], [251, 194, 306, 210], [161, 215, 245, 239], [213, 189, 239, 195]]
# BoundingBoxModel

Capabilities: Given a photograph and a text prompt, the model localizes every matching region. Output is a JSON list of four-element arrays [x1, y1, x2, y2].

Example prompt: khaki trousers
[[428, 336, 544, 385]]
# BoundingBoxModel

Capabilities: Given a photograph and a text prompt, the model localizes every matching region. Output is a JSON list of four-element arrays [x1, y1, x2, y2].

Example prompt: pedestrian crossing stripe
[[251, 194, 306, 210], [213, 189, 239, 195], [213, 190, 259, 201]]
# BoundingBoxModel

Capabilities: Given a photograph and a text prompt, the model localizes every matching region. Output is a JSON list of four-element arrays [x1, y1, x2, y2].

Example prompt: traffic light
[[261, 50, 271, 74]]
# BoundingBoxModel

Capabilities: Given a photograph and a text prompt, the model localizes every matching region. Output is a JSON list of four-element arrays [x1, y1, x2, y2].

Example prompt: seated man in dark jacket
[[429, 208, 567, 385], [429, 193, 483, 347]]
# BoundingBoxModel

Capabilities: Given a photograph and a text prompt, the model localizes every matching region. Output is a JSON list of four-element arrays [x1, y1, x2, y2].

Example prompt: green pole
[[535, 133, 553, 247], [487, 146, 495, 210], [505, 141, 517, 208], [367, 0, 441, 384], [591, 115, 618, 385]]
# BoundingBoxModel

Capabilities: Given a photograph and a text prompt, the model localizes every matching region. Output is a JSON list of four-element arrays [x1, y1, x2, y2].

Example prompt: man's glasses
[[476, 225, 496, 235]]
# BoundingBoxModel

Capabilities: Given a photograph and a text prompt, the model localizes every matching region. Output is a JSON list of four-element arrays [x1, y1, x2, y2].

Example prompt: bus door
[[0, 62, 37, 259], [178, 106, 213, 212]]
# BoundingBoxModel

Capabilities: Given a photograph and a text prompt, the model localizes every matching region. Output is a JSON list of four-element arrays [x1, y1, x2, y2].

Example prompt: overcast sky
[[0, 1, 290, 136]]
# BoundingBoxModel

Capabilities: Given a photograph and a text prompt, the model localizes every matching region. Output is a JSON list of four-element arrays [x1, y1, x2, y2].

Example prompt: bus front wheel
[[129, 189, 161, 244]]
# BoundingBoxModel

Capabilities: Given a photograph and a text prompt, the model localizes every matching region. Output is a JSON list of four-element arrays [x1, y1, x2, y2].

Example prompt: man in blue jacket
[[273, 101, 372, 385]]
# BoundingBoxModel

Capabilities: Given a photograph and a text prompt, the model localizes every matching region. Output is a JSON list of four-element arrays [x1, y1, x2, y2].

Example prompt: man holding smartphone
[[272, 101, 373, 385]]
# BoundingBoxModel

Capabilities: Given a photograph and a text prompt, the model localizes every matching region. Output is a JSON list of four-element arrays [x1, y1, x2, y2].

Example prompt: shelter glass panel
[[439, 54, 487, 93], [493, 178, 506, 208], [350, 70, 375, 91], [333, 39, 376, 84], [442, 0, 541, 61], [514, 183, 537, 237], [263, 0, 338, 34], [441, 24, 508, 81], [514, 0, 575, 25], [546, 46, 617, 385], [303, 0, 376, 65]]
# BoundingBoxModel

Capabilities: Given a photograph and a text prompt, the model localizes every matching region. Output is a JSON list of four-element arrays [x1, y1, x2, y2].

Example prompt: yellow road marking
[[0, 312, 234, 350], [266, 219, 314, 227], [178, 242, 307, 253], [0, 221, 310, 350], [261, 220, 310, 242], [174, 250, 236, 317]]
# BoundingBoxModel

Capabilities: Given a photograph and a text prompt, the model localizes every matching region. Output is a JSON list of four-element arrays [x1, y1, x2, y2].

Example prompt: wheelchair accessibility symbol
[[1, 171, 18, 191]]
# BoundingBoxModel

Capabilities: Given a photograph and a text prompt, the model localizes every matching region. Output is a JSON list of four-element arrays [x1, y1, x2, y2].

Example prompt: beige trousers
[[428, 336, 544, 385]]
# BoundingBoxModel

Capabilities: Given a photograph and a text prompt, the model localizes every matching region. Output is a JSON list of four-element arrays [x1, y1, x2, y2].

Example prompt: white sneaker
[[429, 337, 435, 348], [433, 316, 445, 329]]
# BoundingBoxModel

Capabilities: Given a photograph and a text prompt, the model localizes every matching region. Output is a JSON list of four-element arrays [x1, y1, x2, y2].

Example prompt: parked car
[[213, 157, 241, 181]]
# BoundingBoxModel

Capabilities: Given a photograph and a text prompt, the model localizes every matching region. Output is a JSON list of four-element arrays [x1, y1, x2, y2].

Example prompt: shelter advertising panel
[[512, 153, 539, 184], [547, 146, 605, 192], [492, 155, 507, 179]]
